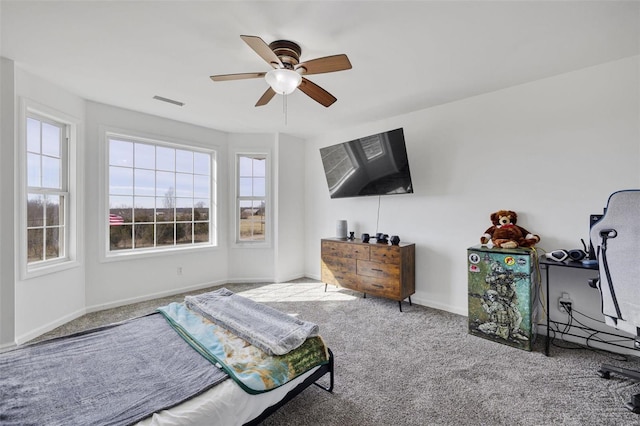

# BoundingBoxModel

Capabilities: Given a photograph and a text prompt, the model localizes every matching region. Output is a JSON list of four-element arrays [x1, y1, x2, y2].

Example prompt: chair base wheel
[[625, 394, 640, 414]]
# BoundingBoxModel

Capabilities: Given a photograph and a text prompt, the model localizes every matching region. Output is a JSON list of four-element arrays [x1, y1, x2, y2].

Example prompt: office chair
[[590, 189, 640, 413]]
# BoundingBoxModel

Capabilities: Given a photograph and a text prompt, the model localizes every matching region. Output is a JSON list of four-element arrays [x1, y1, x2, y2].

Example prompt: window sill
[[231, 241, 271, 249], [24, 259, 81, 280], [102, 243, 219, 263]]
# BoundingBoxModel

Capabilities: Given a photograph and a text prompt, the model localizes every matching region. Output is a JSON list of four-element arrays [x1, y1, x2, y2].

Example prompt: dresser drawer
[[357, 260, 400, 280], [322, 240, 370, 260], [321, 256, 356, 274], [358, 276, 401, 299], [369, 245, 401, 264], [321, 258, 357, 289]]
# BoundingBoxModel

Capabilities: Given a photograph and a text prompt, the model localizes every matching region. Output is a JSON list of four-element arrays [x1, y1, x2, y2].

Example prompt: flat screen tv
[[320, 128, 414, 199]]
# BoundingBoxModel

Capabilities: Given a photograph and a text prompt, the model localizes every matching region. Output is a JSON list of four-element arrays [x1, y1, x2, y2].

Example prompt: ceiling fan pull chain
[[283, 93, 288, 126]]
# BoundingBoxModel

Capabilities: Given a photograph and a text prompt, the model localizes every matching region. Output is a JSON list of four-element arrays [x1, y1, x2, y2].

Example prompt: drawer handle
[[372, 284, 384, 288], [372, 268, 383, 272]]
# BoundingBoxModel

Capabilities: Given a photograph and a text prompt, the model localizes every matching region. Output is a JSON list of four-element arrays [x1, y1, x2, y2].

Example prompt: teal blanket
[[158, 301, 328, 394]]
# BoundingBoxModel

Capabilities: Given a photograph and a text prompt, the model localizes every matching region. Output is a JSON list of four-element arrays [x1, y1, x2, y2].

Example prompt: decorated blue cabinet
[[467, 245, 539, 351]]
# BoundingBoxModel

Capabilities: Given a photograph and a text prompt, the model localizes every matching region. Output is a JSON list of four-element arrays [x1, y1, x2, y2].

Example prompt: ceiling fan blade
[[296, 54, 352, 75], [240, 35, 283, 68], [298, 77, 337, 107], [255, 87, 276, 107], [210, 72, 266, 82]]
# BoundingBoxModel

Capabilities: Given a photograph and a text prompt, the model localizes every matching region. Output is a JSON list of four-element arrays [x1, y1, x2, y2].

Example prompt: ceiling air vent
[[153, 95, 184, 107]]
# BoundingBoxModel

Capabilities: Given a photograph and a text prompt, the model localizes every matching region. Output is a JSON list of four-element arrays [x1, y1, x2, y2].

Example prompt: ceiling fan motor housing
[[269, 40, 301, 69], [210, 35, 349, 107]]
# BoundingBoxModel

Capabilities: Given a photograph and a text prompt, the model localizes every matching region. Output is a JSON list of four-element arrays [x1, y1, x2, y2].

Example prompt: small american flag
[[109, 213, 124, 225]]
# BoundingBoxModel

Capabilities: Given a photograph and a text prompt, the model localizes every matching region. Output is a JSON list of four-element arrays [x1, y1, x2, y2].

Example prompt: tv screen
[[320, 128, 414, 199]]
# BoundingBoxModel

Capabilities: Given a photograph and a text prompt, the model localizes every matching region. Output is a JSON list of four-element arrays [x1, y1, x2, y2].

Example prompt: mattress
[[137, 365, 320, 426]]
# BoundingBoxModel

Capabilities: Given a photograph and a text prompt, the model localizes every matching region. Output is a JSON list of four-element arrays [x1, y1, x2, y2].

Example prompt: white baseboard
[[407, 293, 467, 317], [0, 341, 17, 353], [224, 276, 275, 284], [85, 279, 228, 313], [306, 279, 467, 317], [15, 307, 87, 345], [306, 273, 321, 281], [274, 273, 306, 283]]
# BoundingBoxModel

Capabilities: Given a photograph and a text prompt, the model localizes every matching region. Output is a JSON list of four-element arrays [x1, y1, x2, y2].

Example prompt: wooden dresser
[[320, 238, 415, 311]]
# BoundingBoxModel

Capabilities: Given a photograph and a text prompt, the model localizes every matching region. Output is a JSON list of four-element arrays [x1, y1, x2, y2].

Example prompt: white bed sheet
[[136, 366, 320, 426]]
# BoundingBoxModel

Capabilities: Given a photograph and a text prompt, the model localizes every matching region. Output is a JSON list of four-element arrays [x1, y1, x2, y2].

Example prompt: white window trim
[[99, 126, 218, 262], [231, 149, 271, 248], [18, 98, 82, 279]]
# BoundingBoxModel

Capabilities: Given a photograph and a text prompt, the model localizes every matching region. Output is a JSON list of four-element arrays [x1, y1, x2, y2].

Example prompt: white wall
[[3, 55, 638, 348], [84, 102, 231, 311], [13, 68, 87, 343], [0, 57, 16, 348], [305, 57, 640, 324], [226, 133, 276, 282], [274, 133, 306, 282], [2, 64, 305, 344]]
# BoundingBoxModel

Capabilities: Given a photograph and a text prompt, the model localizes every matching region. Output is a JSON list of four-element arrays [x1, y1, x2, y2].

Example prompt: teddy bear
[[480, 210, 540, 249]]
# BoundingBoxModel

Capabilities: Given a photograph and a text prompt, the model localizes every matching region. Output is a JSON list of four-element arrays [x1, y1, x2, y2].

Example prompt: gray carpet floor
[[31, 279, 640, 425]]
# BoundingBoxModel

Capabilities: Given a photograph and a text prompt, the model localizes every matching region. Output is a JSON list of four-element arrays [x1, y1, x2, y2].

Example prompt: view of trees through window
[[26, 116, 66, 263], [238, 154, 266, 241], [108, 136, 212, 251]]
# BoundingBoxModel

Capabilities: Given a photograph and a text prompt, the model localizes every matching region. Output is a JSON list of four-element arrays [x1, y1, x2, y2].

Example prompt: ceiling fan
[[210, 35, 352, 108]]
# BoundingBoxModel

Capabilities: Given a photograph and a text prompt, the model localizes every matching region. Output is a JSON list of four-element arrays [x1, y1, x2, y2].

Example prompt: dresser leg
[[363, 293, 366, 298], [408, 296, 412, 306], [324, 283, 328, 292], [398, 301, 403, 312]]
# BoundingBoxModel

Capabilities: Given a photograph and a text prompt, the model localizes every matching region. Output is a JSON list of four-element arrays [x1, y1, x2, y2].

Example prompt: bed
[[0, 288, 334, 425]]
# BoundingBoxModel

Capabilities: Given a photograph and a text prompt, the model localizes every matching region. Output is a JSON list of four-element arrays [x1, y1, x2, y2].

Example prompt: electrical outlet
[[558, 292, 572, 313], [177, 267, 183, 275]]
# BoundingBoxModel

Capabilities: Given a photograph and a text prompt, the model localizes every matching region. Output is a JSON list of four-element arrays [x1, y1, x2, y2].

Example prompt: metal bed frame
[[245, 348, 334, 425]]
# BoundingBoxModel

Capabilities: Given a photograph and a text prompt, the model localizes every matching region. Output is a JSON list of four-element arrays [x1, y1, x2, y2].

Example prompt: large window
[[107, 135, 213, 253], [26, 114, 68, 264], [236, 154, 267, 242]]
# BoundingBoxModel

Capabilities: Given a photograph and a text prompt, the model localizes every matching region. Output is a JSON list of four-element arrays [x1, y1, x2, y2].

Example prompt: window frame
[[233, 151, 270, 247], [18, 99, 81, 279], [101, 128, 217, 261]]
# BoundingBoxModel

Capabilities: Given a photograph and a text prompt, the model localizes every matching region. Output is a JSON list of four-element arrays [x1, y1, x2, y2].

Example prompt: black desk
[[539, 258, 598, 356]]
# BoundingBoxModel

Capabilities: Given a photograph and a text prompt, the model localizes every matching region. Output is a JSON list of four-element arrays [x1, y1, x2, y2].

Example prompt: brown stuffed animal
[[480, 210, 540, 249]]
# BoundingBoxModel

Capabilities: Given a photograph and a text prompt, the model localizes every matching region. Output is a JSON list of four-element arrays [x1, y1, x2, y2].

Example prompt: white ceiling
[[1, 1, 638, 139]]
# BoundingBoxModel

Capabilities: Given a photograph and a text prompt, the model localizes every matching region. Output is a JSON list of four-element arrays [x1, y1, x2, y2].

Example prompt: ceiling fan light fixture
[[265, 68, 301, 95]]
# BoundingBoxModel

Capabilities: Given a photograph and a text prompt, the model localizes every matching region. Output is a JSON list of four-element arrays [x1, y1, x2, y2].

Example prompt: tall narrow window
[[26, 115, 67, 264], [237, 154, 267, 242], [107, 135, 213, 253]]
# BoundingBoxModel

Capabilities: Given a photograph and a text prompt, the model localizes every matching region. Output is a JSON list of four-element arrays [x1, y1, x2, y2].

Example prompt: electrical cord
[[570, 306, 606, 325], [542, 305, 631, 361], [536, 248, 635, 361], [375, 195, 381, 234], [530, 247, 548, 322]]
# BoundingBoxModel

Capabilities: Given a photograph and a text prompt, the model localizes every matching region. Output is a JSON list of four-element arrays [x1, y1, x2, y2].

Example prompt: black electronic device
[[545, 249, 569, 262], [319, 128, 414, 199], [589, 213, 604, 260], [375, 233, 389, 244], [568, 249, 587, 261]]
